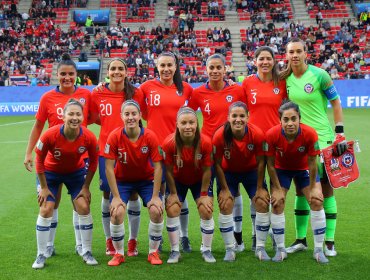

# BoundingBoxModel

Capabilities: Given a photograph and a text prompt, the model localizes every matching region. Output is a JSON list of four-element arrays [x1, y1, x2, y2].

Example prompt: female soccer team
[[25, 39, 347, 269]]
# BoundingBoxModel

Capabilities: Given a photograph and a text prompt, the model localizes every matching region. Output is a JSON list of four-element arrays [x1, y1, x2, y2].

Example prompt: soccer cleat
[[255, 246, 271, 261], [235, 241, 245, 252], [286, 238, 308, 254], [108, 253, 125, 266], [106, 238, 116, 256], [167, 251, 181, 264], [202, 250, 216, 263], [83, 251, 98, 266], [272, 247, 287, 262], [127, 239, 138, 257], [148, 251, 163, 265], [181, 236, 192, 253], [314, 248, 329, 264], [324, 242, 337, 257], [75, 244, 83, 256], [251, 235, 256, 252], [223, 248, 236, 262], [32, 254, 46, 269], [44, 245, 56, 258]]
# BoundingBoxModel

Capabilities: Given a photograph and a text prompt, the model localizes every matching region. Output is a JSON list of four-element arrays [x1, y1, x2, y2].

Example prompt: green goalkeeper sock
[[323, 196, 337, 242], [294, 196, 310, 239]]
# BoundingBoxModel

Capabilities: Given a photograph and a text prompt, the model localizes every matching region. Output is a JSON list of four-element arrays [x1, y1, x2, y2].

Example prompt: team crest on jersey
[[176, 90, 183, 96], [330, 158, 340, 172], [78, 146, 86, 153], [273, 88, 280, 95], [36, 140, 43, 151], [196, 154, 202, 160], [226, 95, 233, 102], [341, 153, 354, 168], [79, 98, 86, 105], [141, 146, 148, 154], [298, 146, 306, 152], [247, 144, 254, 151], [304, 83, 314, 93]]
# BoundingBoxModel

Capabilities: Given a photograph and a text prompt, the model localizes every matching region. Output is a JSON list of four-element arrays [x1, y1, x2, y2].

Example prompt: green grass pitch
[[0, 109, 369, 280]]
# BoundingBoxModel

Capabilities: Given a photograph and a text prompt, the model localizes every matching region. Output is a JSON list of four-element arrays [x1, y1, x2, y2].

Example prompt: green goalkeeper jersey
[[286, 65, 339, 149]]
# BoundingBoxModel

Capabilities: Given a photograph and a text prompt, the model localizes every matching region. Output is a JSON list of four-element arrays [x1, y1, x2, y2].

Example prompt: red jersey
[[212, 123, 265, 172], [265, 123, 320, 170], [35, 125, 98, 174], [242, 75, 287, 133], [140, 79, 193, 143], [90, 85, 145, 155], [36, 87, 91, 127], [162, 133, 213, 185], [189, 82, 247, 138], [104, 127, 162, 182]]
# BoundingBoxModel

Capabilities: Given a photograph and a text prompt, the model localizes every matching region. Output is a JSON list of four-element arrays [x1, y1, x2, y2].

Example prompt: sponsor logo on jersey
[[273, 88, 280, 95], [226, 95, 233, 102], [78, 146, 86, 153], [104, 144, 110, 154], [304, 83, 314, 93], [141, 146, 148, 153], [79, 98, 86, 105], [176, 90, 182, 96], [247, 144, 254, 151], [298, 146, 305, 152], [196, 154, 202, 160], [341, 153, 354, 168], [54, 103, 61, 107]]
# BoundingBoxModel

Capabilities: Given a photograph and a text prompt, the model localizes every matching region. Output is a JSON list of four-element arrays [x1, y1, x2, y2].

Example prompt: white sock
[[233, 195, 243, 233], [255, 212, 270, 247], [111, 222, 125, 255], [311, 209, 326, 248], [79, 214, 93, 255], [47, 209, 58, 247], [201, 218, 214, 252], [270, 212, 285, 249], [127, 198, 141, 240], [219, 213, 235, 249], [36, 215, 52, 256], [148, 220, 164, 253], [73, 210, 82, 246], [179, 199, 189, 238], [250, 200, 256, 236], [166, 217, 180, 251], [101, 197, 111, 239]]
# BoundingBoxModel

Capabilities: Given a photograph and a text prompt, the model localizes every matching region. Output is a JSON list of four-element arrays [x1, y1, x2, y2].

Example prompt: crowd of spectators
[[240, 19, 370, 79]]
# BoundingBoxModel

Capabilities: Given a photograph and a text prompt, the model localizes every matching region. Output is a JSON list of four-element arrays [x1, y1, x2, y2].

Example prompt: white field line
[[0, 120, 34, 127]]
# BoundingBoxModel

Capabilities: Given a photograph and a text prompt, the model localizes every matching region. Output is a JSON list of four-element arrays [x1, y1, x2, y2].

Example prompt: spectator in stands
[[187, 15, 195, 32], [168, 7, 175, 18], [85, 15, 93, 28], [315, 10, 323, 25], [237, 72, 245, 82], [164, 19, 170, 35]]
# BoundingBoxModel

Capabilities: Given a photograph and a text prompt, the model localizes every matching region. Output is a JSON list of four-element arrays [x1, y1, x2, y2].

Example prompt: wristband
[[200, 191, 208, 197], [335, 125, 344, 134]]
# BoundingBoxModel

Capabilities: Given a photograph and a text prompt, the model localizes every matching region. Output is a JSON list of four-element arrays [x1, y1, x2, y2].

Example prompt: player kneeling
[[255, 101, 328, 264], [104, 100, 164, 266], [163, 107, 215, 264], [32, 99, 99, 269]]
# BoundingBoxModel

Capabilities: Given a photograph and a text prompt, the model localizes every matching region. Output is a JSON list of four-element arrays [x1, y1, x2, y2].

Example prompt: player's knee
[[272, 201, 285, 214], [111, 206, 125, 222], [198, 206, 213, 220], [39, 204, 54, 217], [254, 198, 269, 213], [149, 206, 162, 222], [103, 191, 110, 199], [310, 198, 323, 211], [165, 203, 181, 217], [218, 198, 234, 213]]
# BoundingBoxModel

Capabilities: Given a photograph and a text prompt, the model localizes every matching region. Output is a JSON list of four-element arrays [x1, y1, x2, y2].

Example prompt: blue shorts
[[113, 180, 162, 207], [217, 170, 266, 199], [99, 156, 110, 192], [175, 180, 213, 202], [42, 168, 87, 202], [276, 169, 321, 190]]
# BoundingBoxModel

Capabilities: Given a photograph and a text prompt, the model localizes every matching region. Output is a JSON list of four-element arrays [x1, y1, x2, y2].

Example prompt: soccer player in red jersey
[[162, 107, 215, 264], [237, 47, 287, 252], [32, 99, 99, 269], [104, 100, 164, 266], [256, 101, 328, 264], [140, 52, 193, 252], [188, 54, 247, 139], [90, 58, 145, 257], [24, 54, 91, 258], [212, 102, 266, 262]]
